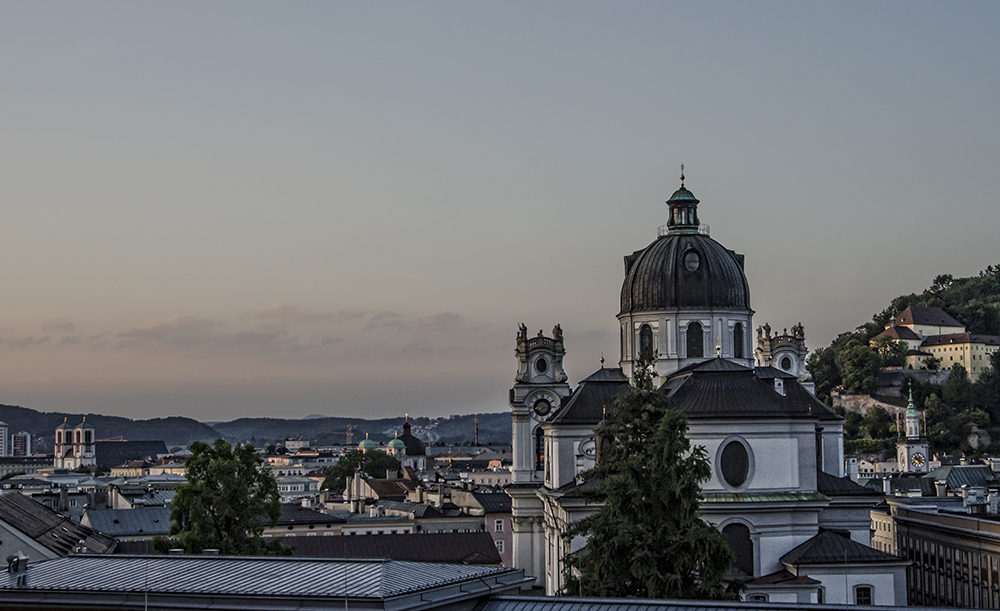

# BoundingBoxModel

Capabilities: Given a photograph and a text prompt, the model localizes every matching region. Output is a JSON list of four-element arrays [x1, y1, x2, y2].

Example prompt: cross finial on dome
[[600, 352, 605, 368], [680, 164, 685, 187]]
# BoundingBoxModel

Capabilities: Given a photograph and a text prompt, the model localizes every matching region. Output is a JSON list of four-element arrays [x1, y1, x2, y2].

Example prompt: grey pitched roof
[[924, 464, 996, 489], [922, 332, 1000, 347], [278, 503, 345, 525], [3, 555, 526, 602], [83, 507, 171, 537], [878, 326, 922, 341], [816, 471, 883, 497], [473, 491, 512, 514], [95, 440, 169, 470], [551, 367, 631, 425], [663, 359, 841, 421], [895, 305, 963, 328], [0, 493, 116, 555], [280, 531, 502, 564], [780, 530, 903, 565]]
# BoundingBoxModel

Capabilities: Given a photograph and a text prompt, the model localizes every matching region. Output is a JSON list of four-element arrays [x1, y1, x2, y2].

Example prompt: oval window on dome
[[535, 358, 548, 373], [780, 356, 792, 371], [684, 250, 700, 272], [720, 440, 750, 488]]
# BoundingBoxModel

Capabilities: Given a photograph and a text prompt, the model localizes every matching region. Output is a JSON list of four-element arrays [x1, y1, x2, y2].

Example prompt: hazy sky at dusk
[[2, 2, 998, 420]]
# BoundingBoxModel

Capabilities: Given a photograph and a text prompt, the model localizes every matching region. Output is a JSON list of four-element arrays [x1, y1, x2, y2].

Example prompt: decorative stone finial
[[680, 164, 685, 187], [600, 352, 605, 367]]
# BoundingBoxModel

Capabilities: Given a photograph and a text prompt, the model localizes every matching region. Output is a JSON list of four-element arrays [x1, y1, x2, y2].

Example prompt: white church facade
[[508, 176, 908, 605]]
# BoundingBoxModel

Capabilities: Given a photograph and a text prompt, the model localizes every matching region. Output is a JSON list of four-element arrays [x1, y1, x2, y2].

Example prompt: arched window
[[722, 523, 753, 576], [855, 585, 873, 605], [733, 322, 744, 359], [535, 427, 545, 472], [687, 322, 703, 358], [56, 431, 62, 445], [639, 324, 653, 358]]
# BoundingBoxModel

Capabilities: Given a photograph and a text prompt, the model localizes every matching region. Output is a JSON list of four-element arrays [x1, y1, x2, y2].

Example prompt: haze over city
[[2, 2, 998, 420]]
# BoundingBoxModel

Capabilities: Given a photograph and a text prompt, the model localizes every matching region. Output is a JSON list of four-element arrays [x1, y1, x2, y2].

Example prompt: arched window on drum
[[535, 427, 545, 472], [733, 322, 744, 359], [639, 324, 653, 358], [687, 322, 703, 358]]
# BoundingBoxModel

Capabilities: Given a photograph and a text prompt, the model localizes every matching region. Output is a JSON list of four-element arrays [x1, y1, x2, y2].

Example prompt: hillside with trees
[[806, 265, 1000, 457]]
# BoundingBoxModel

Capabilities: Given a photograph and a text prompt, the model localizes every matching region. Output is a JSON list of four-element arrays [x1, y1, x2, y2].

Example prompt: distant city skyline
[[2, 2, 998, 420]]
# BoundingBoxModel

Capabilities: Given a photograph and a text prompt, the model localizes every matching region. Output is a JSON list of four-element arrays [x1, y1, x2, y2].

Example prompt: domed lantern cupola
[[666, 166, 701, 234]]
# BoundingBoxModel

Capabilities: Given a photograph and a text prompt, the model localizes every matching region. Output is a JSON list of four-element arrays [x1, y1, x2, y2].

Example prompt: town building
[[11, 431, 33, 457], [509, 175, 906, 604], [0, 421, 8, 457], [877, 305, 1000, 379], [0, 493, 115, 563]]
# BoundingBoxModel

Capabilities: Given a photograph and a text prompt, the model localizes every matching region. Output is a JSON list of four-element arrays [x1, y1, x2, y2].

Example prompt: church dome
[[620, 183, 750, 314], [398, 421, 426, 456], [387, 437, 405, 449], [358, 436, 377, 450]]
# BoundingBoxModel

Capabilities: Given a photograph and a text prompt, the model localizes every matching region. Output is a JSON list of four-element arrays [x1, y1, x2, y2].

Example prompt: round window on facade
[[720, 440, 750, 488], [780, 356, 792, 371], [535, 358, 548, 373], [684, 250, 700, 272]]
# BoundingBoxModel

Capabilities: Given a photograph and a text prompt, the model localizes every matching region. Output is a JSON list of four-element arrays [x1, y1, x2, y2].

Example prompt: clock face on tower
[[912, 452, 925, 468], [529, 391, 559, 422]]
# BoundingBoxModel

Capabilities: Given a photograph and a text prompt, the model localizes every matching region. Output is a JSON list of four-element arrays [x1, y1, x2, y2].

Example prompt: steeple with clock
[[897, 389, 930, 473], [510, 324, 572, 484]]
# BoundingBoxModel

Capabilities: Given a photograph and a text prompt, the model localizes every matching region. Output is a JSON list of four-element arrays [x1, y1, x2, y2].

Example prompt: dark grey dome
[[620, 186, 750, 314], [398, 421, 426, 456]]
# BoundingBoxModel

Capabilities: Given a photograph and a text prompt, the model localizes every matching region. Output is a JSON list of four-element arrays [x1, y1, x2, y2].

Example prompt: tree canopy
[[563, 356, 740, 600], [155, 439, 284, 555], [321, 449, 401, 491]]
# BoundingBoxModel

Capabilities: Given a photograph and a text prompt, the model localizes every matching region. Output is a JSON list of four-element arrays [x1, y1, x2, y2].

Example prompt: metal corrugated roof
[[83, 507, 171, 537], [482, 595, 940, 611], [9, 555, 518, 599]]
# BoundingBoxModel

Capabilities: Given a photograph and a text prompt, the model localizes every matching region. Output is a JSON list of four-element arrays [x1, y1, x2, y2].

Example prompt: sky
[[1, 2, 998, 421]]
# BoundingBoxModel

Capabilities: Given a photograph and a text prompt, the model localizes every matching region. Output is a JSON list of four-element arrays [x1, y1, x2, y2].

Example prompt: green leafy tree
[[321, 449, 401, 491], [870, 336, 907, 368], [806, 345, 841, 406], [563, 356, 740, 600], [154, 439, 284, 555], [863, 406, 892, 439], [836, 338, 883, 394], [943, 364, 972, 412]]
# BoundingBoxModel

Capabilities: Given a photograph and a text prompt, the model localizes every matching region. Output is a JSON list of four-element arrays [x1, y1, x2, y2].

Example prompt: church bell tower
[[897, 390, 930, 473]]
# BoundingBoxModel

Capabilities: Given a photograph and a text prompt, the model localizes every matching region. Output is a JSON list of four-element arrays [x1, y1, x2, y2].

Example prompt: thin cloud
[[250, 303, 366, 325], [363, 311, 407, 331], [321, 337, 343, 346], [117, 315, 291, 356], [41, 317, 75, 333], [58, 335, 84, 347], [419, 311, 464, 327], [0, 336, 50, 348]]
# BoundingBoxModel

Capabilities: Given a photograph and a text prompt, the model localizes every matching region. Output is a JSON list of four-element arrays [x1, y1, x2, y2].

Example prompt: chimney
[[936, 481, 948, 497], [168, 549, 184, 555], [883, 478, 892, 495], [202, 549, 219, 556], [350, 498, 359, 513]]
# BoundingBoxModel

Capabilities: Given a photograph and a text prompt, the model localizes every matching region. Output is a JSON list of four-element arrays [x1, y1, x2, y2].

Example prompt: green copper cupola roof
[[906, 389, 919, 419], [665, 166, 700, 234]]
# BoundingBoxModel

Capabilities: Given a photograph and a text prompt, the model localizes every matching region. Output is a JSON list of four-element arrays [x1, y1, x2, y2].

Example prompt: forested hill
[[864, 266, 1000, 337], [0, 403, 512, 453], [807, 265, 1000, 405]]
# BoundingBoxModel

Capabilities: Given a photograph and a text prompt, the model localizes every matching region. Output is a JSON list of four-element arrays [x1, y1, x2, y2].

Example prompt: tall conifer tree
[[564, 356, 740, 599]]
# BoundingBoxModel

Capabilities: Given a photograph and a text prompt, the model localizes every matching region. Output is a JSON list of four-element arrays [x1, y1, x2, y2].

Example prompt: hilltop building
[[877, 305, 1000, 378], [509, 175, 906, 604]]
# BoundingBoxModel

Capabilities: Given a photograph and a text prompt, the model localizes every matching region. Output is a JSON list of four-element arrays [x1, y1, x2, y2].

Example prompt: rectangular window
[[495, 540, 504, 553], [856, 586, 873, 605], [495, 519, 504, 532]]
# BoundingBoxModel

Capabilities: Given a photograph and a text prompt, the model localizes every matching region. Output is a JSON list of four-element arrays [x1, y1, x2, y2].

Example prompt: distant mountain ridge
[[0, 404, 512, 453]]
